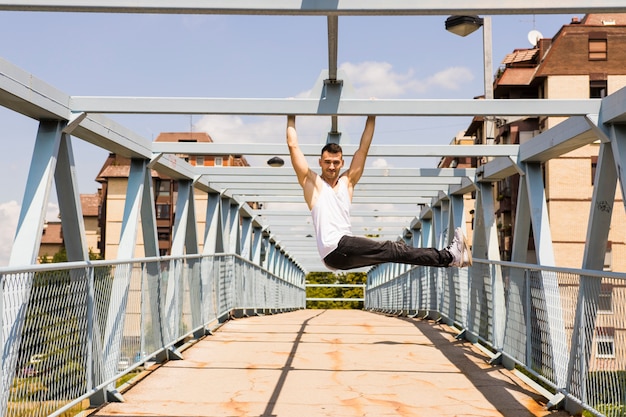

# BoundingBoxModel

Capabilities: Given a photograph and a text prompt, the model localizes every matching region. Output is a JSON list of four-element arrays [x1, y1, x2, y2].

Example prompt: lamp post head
[[445, 15, 484, 37], [267, 156, 285, 167]]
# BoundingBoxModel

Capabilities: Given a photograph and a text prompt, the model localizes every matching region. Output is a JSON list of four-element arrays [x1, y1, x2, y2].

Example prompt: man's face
[[319, 151, 344, 182]]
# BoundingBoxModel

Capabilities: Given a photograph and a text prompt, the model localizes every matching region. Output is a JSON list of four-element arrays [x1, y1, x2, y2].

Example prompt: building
[[38, 192, 102, 262], [446, 13, 626, 370], [456, 13, 626, 271], [96, 131, 249, 259], [437, 131, 477, 244]]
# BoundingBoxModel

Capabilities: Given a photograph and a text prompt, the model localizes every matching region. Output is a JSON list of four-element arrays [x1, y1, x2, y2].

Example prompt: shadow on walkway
[[89, 309, 572, 417]]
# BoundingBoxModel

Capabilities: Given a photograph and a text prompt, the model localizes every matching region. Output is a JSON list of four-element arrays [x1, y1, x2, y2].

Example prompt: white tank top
[[311, 177, 352, 259]]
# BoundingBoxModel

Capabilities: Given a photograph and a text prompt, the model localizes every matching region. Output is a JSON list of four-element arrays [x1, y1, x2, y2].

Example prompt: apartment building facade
[[445, 13, 626, 369], [96, 131, 249, 259], [456, 13, 626, 271]]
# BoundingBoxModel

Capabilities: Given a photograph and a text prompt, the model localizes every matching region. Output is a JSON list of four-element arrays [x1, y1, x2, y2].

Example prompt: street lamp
[[446, 15, 494, 145], [267, 156, 284, 167], [445, 15, 483, 37]]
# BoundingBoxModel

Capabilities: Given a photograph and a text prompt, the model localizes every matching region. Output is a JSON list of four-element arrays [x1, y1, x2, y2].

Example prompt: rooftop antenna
[[526, 14, 542, 47]]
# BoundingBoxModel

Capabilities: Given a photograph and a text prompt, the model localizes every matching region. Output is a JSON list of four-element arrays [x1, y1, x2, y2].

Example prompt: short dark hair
[[321, 143, 343, 156]]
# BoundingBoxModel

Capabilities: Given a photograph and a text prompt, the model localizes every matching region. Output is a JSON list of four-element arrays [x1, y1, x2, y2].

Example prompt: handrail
[[365, 259, 626, 417]]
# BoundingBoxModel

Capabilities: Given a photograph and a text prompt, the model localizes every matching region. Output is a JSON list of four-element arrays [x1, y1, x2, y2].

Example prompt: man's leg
[[323, 235, 452, 270]]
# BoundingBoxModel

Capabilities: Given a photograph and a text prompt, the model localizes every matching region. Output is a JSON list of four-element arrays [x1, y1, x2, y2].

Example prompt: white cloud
[[371, 158, 392, 169], [339, 61, 474, 98], [0, 201, 20, 266], [0, 201, 60, 267], [426, 66, 474, 91]]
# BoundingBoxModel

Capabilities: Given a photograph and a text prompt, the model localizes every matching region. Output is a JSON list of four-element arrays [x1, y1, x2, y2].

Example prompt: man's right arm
[[286, 115, 310, 187], [287, 115, 318, 209]]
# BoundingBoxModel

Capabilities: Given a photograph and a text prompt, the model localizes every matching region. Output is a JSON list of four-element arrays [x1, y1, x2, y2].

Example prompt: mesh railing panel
[[366, 260, 626, 417], [1, 254, 304, 417]]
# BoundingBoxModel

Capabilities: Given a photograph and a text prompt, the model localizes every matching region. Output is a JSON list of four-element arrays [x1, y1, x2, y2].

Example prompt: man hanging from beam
[[286, 115, 472, 271]]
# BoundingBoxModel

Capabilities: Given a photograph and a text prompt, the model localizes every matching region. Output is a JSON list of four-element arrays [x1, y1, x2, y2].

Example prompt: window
[[591, 156, 598, 185], [599, 283, 613, 312], [214, 157, 223, 166], [157, 229, 170, 241], [156, 179, 170, 196], [156, 204, 170, 220], [196, 156, 204, 166], [604, 241, 612, 271], [596, 327, 615, 358], [589, 37, 607, 60], [590, 80, 607, 98]]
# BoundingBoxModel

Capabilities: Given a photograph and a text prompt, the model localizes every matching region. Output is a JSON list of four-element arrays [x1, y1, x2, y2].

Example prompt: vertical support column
[[261, 232, 270, 269], [522, 162, 567, 388], [171, 179, 198, 256], [267, 240, 278, 275], [227, 201, 241, 255], [419, 217, 433, 249], [566, 137, 619, 405], [219, 196, 232, 254], [240, 214, 253, 261], [475, 182, 506, 351], [433, 200, 447, 249], [472, 182, 499, 261], [165, 180, 198, 353], [9, 120, 65, 265], [136, 161, 164, 374], [55, 132, 89, 261], [203, 192, 223, 255], [506, 171, 532, 367], [100, 158, 151, 402], [200, 192, 220, 329], [251, 225, 263, 265], [2, 120, 65, 415], [448, 194, 466, 237]]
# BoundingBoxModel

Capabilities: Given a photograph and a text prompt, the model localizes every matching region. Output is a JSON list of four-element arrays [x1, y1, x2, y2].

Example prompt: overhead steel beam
[[0, 1, 623, 15], [519, 116, 601, 163], [235, 195, 432, 204], [211, 184, 456, 193], [255, 210, 417, 217], [73, 96, 599, 117], [205, 176, 467, 186], [598, 87, 626, 123], [160, 143, 518, 157], [478, 157, 524, 182], [195, 166, 476, 178]]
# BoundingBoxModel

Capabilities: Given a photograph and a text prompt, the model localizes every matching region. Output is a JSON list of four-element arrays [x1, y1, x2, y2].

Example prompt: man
[[286, 115, 472, 271]]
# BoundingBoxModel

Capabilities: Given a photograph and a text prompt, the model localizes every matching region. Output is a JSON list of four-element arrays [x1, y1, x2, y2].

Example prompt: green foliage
[[40, 247, 102, 263], [584, 371, 626, 416], [305, 271, 366, 309]]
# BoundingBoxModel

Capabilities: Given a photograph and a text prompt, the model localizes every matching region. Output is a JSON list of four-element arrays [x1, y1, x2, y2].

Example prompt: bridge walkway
[[88, 309, 571, 417]]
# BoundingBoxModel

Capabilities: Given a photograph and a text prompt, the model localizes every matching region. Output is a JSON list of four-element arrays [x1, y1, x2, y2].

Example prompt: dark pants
[[323, 235, 452, 270]]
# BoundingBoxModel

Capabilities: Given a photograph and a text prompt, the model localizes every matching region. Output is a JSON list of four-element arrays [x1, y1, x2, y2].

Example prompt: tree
[[306, 271, 366, 309]]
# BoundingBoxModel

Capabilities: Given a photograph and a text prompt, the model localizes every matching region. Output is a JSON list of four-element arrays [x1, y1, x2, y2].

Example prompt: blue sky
[[0, 11, 583, 265]]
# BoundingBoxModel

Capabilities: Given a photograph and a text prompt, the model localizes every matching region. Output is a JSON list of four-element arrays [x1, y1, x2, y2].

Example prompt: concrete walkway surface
[[89, 309, 572, 417]]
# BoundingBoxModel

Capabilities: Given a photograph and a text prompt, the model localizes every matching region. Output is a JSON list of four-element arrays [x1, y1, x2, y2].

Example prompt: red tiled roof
[[40, 222, 63, 244], [497, 68, 536, 86], [501, 49, 538, 65], [81, 194, 100, 217], [155, 132, 213, 143]]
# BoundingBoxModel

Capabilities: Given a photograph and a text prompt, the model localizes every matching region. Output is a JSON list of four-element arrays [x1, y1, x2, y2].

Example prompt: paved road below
[[89, 309, 572, 417]]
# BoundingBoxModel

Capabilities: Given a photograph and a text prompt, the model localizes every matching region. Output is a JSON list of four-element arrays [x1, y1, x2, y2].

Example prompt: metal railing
[[365, 259, 626, 417], [0, 254, 305, 417]]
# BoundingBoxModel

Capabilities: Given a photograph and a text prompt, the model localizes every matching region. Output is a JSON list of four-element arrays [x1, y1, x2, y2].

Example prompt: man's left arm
[[347, 115, 375, 185]]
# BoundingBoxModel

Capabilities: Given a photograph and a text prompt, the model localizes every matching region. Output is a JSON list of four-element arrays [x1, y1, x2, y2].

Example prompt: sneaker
[[447, 227, 472, 267]]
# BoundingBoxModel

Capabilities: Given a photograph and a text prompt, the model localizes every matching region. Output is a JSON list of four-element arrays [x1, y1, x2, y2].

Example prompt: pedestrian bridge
[[2, 2, 626, 417], [2, 256, 625, 417]]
